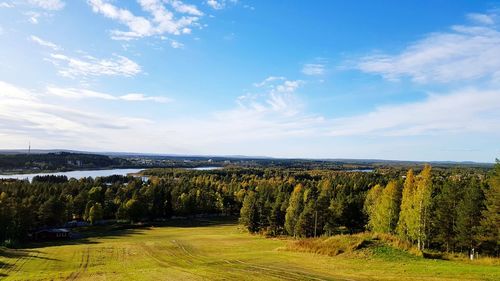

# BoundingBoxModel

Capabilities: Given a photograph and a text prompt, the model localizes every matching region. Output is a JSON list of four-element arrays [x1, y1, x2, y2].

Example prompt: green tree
[[239, 191, 259, 232], [285, 184, 304, 236], [88, 203, 103, 225], [397, 169, 419, 243], [455, 179, 483, 253], [415, 165, 433, 250], [433, 180, 460, 252], [364, 184, 383, 231], [295, 200, 315, 237], [125, 199, 145, 223], [478, 160, 500, 255]]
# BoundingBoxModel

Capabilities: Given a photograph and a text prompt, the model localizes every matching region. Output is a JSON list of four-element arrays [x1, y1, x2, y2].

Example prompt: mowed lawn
[[0, 219, 498, 281]]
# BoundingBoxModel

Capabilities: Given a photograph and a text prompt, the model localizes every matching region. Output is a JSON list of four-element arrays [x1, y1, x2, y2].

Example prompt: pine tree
[[433, 181, 460, 252], [316, 179, 333, 236], [239, 191, 259, 232], [478, 160, 500, 255], [268, 192, 286, 235], [455, 179, 483, 253]]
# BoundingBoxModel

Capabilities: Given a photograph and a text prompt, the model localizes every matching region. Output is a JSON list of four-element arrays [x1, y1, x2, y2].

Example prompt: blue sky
[[0, 0, 499, 162]]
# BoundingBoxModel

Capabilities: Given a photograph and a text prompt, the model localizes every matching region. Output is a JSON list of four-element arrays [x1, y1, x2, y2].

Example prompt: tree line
[[0, 164, 498, 256]]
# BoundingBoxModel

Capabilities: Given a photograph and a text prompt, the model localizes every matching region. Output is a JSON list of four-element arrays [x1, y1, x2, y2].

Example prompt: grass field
[[0, 219, 498, 281]]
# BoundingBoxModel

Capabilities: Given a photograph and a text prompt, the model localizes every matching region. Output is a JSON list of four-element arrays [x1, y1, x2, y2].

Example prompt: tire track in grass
[[222, 259, 300, 281], [230, 259, 349, 281], [138, 242, 205, 280], [4, 250, 40, 276], [172, 239, 307, 280], [66, 247, 90, 281]]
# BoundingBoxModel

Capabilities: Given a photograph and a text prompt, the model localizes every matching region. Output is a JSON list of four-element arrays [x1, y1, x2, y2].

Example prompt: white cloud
[[47, 53, 141, 78], [0, 81, 154, 149], [29, 35, 61, 50], [88, 0, 202, 41], [0, 2, 14, 8], [168, 0, 203, 16], [328, 89, 500, 137], [25, 11, 41, 24], [120, 93, 171, 103], [206, 0, 238, 10], [1, 77, 498, 160], [170, 40, 184, 48], [206, 0, 224, 10], [356, 15, 500, 83], [253, 76, 285, 87], [28, 0, 64, 10], [47, 87, 171, 103], [467, 13, 495, 25], [239, 78, 304, 117], [302, 63, 325, 76]]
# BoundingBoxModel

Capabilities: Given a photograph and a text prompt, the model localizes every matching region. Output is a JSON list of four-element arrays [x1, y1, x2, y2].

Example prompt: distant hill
[[0, 149, 493, 170], [0, 152, 132, 173]]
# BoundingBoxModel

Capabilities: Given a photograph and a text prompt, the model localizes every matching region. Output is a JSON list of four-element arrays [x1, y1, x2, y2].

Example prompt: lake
[[0, 168, 144, 182], [189, 166, 223, 171]]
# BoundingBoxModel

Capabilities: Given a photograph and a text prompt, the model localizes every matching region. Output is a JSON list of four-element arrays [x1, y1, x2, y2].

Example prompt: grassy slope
[[0, 220, 498, 281]]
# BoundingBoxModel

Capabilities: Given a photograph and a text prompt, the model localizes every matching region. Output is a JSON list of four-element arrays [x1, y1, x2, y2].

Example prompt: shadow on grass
[[0, 247, 62, 278], [16, 216, 238, 250]]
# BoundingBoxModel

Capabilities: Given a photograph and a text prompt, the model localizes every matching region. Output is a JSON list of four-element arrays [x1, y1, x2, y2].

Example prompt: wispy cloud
[[206, 0, 237, 10], [170, 40, 184, 49], [47, 87, 172, 103], [302, 63, 325, 76], [253, 76, 285, 87], [28, 0, 64, 11], [356, 13, 500, 84], [0, 2, 14, 8], [47, 53, 141, 78], [29, 35, 61, 50], [328, 89, 500, 137], [467, 13, 495, 25], [88, 0, 202, 41], [0, 80, 154, 149], [206, 0, 224, 10]]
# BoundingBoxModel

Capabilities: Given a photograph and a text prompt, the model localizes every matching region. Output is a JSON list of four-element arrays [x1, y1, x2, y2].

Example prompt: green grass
[[0, 219, 498, 281]]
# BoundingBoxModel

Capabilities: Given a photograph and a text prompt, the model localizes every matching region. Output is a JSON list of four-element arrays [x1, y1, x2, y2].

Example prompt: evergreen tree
[[433, 180, 460, 252], [455, 179, 483, 253], [316, 179, 333, 236], [295, 200, 315, 237], [268, 192, 286, 235], [239, 191, 259, 232], [478, 160, 500, 255]]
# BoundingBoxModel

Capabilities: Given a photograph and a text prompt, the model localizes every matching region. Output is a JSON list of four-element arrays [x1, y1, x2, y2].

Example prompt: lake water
[[346, 169, 374, 172], [188, 166, 223, 171], [0, 168, 144, 182]]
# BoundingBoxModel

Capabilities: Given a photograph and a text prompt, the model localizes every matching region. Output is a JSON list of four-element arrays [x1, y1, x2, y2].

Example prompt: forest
[[0, 152, 132, 173], [0, 161, 498, 257]]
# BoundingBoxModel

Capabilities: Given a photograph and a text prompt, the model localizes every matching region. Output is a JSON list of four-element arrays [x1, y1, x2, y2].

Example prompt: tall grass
[[284, 232, 421, 257]]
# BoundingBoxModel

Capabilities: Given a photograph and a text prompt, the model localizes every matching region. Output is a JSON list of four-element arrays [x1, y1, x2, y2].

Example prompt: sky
[[0, 0, 499, 162]]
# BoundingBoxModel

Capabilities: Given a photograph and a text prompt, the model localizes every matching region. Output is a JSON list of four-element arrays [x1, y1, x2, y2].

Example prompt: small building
[[34, 228, 71, 240]]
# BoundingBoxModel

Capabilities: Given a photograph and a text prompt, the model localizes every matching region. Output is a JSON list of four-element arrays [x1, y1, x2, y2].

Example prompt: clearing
[[0, 219, 498, 280]]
